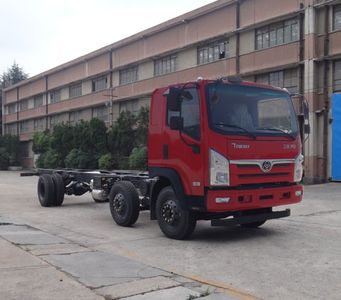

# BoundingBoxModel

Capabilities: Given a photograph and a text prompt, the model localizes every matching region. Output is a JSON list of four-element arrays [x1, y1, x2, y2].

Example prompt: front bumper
[[206, 184, 303, 212], [211, 209, 290, 226]]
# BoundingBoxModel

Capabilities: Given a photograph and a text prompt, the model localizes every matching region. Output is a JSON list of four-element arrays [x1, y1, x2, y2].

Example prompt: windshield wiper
[[214, 122, 256, 139], [256, 127, 295, 140]]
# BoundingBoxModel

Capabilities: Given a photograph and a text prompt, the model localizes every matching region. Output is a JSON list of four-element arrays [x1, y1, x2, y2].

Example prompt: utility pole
[[103, 87, 117, 127]]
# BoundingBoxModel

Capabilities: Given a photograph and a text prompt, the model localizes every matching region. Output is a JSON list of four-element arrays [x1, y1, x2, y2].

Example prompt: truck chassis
[[22, 168, 291, 239]]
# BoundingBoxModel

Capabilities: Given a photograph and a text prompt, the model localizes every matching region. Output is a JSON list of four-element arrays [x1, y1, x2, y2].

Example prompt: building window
[[119, 99, 139, 115], [6, 103, 17, 115], [92, 76, 108, 92], [69, 82, 82, 98], [256, 18, 299, 50], [119, 66, 138, 85], [19, 99, 29, 111], [49, 115, 58, 128], [49, 114, 67, 128], [50, 89, 61, 103], [198, 40, 229, 65], [154, 55, 177, 76], [20, 121, 30, 133], [34, 94, 44, 108], [269, 71, 284, 88], [283, 69, 299, 93], [5, 123, 17, 135], [69, 110, 87, 124], [34, 118, 45, 131], [334, 5, 341, 31], [93, 106, 109, 122], [334, 60, 341, 92], [256, 69, 298, 93]]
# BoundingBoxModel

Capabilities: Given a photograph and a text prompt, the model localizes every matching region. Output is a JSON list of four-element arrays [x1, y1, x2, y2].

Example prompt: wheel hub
[[113, 193, 125, 214], [162, 200, 179, 224]]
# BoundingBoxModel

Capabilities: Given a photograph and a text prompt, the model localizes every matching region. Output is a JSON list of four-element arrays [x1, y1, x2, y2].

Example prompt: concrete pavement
[[1, 171, 341, 299], [0, 220, 236, 300]]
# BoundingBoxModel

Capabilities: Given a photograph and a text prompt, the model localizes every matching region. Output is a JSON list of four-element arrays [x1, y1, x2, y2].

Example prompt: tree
[[1, 62, 28, 88], [135, 106, 149, 147], [0, 62, 28, 134], [107, 111, 137, 167]]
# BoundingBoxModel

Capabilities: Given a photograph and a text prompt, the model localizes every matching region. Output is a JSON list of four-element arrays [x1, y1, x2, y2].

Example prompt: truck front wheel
[[156, 186, 196, 240], [109, 181, 140, 227]]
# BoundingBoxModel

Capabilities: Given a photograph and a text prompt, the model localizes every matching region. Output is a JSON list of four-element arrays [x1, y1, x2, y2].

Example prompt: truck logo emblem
[[232, 143, 250, 149], [261, 161, 272, 172]]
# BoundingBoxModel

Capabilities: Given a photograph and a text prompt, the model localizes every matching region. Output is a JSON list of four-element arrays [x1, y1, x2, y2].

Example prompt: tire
[[109, 181, 140, 226], [240, 221, 266, 228], [51, 173, 65, 206], [37, 174, 56, 207], [156, 186, 196, 240]]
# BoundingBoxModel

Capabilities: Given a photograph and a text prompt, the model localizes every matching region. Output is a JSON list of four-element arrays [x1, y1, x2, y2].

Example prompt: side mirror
[[166, 87, 193, 111], [166, 87, 182, 111], [169, 116, 184, 130]]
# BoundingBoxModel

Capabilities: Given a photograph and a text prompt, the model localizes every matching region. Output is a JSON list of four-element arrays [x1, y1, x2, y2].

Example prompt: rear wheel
[[37, 174, 55, 207], [109, 181, 140, 226], [51, 173, 65, 206], [156, 186, 196, 240], [240, 221, 266, 228]]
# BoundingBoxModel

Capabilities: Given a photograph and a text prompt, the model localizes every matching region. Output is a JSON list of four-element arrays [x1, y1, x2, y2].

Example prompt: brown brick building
[[3, 0, 341, 183]]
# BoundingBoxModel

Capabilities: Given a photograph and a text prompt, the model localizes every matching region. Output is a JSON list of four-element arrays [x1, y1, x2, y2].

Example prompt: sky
[[0, 0, 216, 78]]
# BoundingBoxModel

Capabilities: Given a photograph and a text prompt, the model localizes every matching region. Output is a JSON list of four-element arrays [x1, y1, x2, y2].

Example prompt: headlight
[[294, 154, 304, 182], [210, 149, 229, 186]]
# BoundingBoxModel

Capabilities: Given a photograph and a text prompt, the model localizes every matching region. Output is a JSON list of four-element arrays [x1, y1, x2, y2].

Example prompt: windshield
[[206, 83, 298, 138]]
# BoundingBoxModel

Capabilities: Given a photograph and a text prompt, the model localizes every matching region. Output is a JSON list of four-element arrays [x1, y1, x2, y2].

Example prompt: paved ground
[[0, 171, 340, 300]]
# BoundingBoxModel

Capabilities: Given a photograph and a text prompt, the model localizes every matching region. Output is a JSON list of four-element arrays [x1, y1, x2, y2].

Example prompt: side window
[[167, 88, 200, 140]]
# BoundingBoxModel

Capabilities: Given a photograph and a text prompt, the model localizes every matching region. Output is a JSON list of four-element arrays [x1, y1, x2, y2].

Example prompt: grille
[[230, 159, 294, 184]]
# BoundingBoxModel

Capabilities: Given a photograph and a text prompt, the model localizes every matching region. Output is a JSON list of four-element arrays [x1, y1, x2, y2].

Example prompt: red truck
[[28, 77, 307, 239]]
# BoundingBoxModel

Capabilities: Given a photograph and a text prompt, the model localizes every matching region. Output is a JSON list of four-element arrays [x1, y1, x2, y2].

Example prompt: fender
[[149, 167, 205, 219]]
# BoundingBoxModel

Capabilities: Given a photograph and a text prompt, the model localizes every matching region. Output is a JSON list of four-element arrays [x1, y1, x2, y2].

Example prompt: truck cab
[[148, 77, 304, 239]]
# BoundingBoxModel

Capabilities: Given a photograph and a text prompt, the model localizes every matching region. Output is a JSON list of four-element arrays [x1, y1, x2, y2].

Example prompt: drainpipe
[[235, 0, 241, 75], [299, 9, 305, 149], [16, 87, 19, 136], [45, 75, 48, 130], [322, 5, 330, 182]]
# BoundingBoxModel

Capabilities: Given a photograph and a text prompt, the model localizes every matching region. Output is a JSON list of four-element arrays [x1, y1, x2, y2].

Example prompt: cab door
[[163, 88, 204, 196]]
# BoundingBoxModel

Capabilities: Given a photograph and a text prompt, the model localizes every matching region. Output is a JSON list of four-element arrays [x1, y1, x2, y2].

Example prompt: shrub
[[89, 118, 108, 155], [35, 154, 45, 168], [35, 149, 60, 169], [43, 149, 60, 169], [0, 148, 10, 170], [32, 131, 51, 154], [64, 149, 81, 169], [135, 106, 149, 147], [0, 135, 20, 165], [128, 147, 147, 170], [64, 149, 97, 169], [78, 151, 97, 169], [50, 124, 73, 165], [98, 153, 113, 170], [108, 111, 136, 159]]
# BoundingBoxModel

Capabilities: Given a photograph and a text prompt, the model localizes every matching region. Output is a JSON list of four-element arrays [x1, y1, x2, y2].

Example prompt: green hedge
[[0, 135, 20, 169], [33, 107, 149, 171]]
